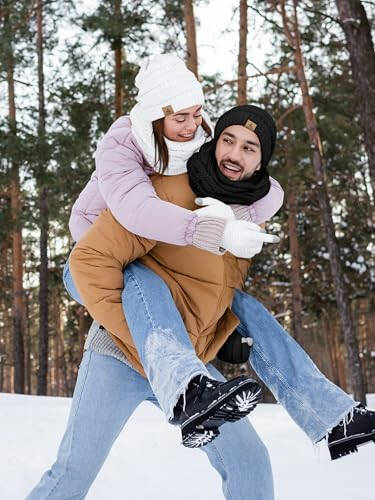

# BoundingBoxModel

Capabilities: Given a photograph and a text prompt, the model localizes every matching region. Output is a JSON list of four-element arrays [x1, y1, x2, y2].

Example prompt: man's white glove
[[221, 220, 280, 258], [194, 197, 235, 222]]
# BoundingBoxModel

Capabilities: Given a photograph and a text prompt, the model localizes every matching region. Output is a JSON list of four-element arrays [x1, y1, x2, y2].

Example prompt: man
[[70, 104, 373, 461]]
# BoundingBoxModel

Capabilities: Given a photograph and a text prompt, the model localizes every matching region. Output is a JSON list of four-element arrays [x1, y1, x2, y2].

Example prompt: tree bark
[[5, 11, 25, 394], [24, 291, 32, 394], [286, 189, 304, 344], [335, 0, 375, 195], [114, 0, 123, 118], [237, 0, 248, 104], [54, 290, 68, 396], [36, 0, 49, 395], [277, 0, 366, 402], [183, 0, 199, 77]]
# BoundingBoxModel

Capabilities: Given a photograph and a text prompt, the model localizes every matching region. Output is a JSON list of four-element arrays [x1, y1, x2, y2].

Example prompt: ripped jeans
[[64, 260, 356, 444], [26, 351, 274, 500]]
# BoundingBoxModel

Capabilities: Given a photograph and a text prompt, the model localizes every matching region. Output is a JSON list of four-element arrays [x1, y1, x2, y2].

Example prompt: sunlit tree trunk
[[5, 11, 25, 394], [183, 0, 198, 77]]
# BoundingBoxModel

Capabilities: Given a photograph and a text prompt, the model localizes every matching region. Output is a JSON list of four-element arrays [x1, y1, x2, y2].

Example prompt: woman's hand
[[221, 220, 280, 258], [194, 197, 235, 222]]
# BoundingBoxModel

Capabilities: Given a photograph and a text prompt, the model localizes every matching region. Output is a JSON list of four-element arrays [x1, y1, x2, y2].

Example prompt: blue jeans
[[27, 350, 274, 500], [63, 261, 211, 419], [63, 260, 355, 443]]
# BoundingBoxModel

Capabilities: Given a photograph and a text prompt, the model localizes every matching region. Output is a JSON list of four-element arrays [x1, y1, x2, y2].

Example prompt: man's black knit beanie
[[214, 104, 277, 169]]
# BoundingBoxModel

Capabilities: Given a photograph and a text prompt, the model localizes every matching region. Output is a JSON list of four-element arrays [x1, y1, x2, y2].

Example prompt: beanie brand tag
[[245, 119, 257, 131], [162, 105, 174, 116]]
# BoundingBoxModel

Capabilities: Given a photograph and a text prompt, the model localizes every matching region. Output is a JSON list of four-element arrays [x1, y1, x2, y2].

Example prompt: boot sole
[[182, 427, 220, 448], [182, 380, 263, 448], [329, 431, 375, 460]]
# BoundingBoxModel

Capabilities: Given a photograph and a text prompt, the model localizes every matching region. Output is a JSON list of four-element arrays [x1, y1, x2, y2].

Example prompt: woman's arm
[[69, 209, 156, 352], [95, 117, 225, 253], [231, 177, 284, 224]]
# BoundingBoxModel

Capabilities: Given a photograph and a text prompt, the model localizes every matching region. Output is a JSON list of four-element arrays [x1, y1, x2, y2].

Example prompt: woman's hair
[[152, 117, 212, 174]]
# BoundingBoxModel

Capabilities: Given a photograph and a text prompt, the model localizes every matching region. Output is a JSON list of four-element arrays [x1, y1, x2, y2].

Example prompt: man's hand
[[194, 197, 235, 222], [221, 220, 280, 258]]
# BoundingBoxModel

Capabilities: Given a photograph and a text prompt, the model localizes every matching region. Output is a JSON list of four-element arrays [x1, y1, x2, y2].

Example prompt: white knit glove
[[194, 197, 235, 222], [221, 220, 280, 258]]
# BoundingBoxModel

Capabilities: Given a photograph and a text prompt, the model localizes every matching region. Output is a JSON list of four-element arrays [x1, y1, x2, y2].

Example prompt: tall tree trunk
[[277, 0, 366, 402], [54, 290, 68, 396], [114, 0, 123, 118], [237, 0, 248, 105], [183, 0, 199, 77], [24, 291, 32, 394], [36, 0, 49, 395], [286, 189, 304, 343], [1, 241, 13, 392], [6, 12, 25, 394], [0, 237, 9, 392], [335, 0, 375, 195]]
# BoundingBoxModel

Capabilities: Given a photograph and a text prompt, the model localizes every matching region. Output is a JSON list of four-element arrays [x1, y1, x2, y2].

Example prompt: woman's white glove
[[221, 220, 280, 258], [194, 197, 235, 222], [194, 197, 280, 258]]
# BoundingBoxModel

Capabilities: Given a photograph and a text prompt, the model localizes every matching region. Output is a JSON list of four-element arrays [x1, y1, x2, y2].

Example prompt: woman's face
[[163, 105, 203, 142]]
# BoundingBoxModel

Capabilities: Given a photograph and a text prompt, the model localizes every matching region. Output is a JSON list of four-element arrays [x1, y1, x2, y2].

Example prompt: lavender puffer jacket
[[69, 116, 284, 243]]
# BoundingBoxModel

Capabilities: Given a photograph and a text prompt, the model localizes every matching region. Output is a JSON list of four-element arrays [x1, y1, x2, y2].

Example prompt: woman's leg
[[63, 259, 208, 411], [122, 261, 212, 420], [63, 259, 83, 304], [232, 289, 356, 443], [26, 350, 153, 500], [63, 261, 260, 445], [146, 363, 274, 500]]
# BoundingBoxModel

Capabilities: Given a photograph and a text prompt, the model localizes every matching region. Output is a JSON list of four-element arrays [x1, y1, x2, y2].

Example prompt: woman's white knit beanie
[[133, 54, 204, 121]]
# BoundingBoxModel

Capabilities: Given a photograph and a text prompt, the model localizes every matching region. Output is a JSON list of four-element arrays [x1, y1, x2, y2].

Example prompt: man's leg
[[142, 363, 273, 500], [200, 364, 274, 500], [26, 350, 153, 499], [232, 289, 356, 443]]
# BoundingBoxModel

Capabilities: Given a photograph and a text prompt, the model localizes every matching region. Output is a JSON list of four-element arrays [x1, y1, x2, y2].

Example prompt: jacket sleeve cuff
[[230, 204, 253, 221], [191, 217, 227, 255]]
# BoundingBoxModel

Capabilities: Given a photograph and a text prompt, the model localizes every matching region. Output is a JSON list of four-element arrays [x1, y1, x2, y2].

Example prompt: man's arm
[[69, 209, 156, 353]]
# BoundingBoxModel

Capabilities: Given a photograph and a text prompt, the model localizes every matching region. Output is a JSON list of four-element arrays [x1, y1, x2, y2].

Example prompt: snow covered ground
[[1, 393, 374, 499]]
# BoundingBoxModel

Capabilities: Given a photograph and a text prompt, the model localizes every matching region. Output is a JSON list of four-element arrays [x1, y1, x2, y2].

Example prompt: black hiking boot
[[170, 375, 263, 448], [328, 404, 375, 460]]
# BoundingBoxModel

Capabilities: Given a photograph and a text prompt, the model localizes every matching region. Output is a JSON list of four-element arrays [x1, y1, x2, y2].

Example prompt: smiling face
[[163, 104, 203, 142], [215, 125, 262, 181]]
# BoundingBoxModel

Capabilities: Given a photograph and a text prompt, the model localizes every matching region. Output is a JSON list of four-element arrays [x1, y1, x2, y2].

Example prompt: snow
[[1, 393, 374, 500]]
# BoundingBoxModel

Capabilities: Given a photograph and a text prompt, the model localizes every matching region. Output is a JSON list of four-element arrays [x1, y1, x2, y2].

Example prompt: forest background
[[0, 0, 374, 403]]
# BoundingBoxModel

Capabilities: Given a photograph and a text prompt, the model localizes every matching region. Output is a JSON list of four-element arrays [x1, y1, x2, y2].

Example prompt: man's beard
[[219, 158, 261, 181]]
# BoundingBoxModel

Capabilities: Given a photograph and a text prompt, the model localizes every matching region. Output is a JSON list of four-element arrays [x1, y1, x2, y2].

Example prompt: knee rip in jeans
[[143, 328, 208, 419], [144, 328, 192, 377]]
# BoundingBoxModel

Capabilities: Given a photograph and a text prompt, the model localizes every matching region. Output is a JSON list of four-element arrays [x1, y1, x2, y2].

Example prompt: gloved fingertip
[[195, 197, 204, 206]]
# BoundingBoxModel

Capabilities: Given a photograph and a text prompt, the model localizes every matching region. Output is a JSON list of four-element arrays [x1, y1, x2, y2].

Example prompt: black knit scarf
[[187, 139, 271, 205]]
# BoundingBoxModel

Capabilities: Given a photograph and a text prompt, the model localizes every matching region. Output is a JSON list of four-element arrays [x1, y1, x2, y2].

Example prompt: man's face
[[215, 125, 262, 181]]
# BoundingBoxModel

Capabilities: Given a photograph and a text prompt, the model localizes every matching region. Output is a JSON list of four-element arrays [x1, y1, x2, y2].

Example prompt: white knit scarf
[[130, 104, 212, 176]]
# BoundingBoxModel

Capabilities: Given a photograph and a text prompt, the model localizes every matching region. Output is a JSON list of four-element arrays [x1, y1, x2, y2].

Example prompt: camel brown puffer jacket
[[69, 173, 251, 377]]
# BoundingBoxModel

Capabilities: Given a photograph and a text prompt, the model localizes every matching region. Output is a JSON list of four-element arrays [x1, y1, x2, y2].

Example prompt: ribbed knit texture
[[85, 320, 132, 367], [192, 216, 226, 255], [231, 204, 252, 222]]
